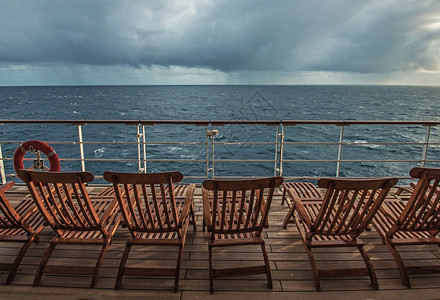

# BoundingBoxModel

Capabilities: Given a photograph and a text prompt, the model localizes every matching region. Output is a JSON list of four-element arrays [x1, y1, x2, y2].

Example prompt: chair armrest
[[99, 197, 119, 225], [290, 195, 313, 229], [0, 181, 15, 192], [179, 184, 195, 226], [202, 187, 212, 230]]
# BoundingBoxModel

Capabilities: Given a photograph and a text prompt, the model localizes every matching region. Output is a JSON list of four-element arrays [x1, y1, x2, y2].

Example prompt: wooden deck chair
[[0, 181, 46, 284], [281, 182, 324, 229], [103, 171, 196, 292], [18, 170, 122, 288], [372, 167, 440, 288], [393, 182, 417, 200], [289, 177, 397, 291], [202, 176, 283, 294]]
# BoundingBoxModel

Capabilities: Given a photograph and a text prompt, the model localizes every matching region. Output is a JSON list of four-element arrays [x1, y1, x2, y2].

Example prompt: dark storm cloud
[[0, 0, 439, 73]]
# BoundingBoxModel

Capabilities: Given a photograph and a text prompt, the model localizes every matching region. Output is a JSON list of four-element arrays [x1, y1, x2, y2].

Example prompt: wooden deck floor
[[2, 185, 440, 299]]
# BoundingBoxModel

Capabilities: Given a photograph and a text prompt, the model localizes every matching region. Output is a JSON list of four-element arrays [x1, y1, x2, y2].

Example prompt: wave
[[343, 139, 381, 149], [94, 147, 107, 158]]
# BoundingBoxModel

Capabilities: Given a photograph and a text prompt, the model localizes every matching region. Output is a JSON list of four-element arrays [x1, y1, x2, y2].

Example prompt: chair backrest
[[202, 177, 284, 239], [0, 182, 33, 233], [103, 171, 184, 238], [18, 170, 103, 237], [389, 167, 440, 236], [312, 177, 397, 239]]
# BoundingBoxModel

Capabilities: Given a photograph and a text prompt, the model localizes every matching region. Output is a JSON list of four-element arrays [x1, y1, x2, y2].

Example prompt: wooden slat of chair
[[202, 176, 284, 294], [203, 190, 269, 231], [282, 182, 324, 229], [103, 171, 196, 292], [0, 181, 46, 284], [18, 170, 122, 288], [281, 181, 323, 205], [94, 184, 196, 227], [372, 167, 440, 288], [291, 177, 397, 291]]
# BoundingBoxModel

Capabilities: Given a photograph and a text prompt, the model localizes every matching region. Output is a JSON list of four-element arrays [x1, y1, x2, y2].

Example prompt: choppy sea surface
[[1, 85, 440, 182]]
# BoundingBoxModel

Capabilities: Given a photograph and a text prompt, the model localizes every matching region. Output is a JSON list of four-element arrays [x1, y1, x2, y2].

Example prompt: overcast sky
[[0, 0, 439, 86]]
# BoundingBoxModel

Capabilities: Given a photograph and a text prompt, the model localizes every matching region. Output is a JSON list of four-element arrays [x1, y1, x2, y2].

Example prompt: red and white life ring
[[13, 140, 61, 172]]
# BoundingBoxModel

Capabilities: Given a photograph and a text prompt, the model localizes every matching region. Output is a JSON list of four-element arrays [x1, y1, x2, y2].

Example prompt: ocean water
[[1, 85, 440, 182]]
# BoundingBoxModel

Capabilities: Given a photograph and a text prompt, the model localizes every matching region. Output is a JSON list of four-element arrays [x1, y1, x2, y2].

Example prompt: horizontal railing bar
[[0, 140, 84, 144], [0, 157, 207, 163], [283, 142, 437, 146], [0, 120, 212, 125], [73, 141, 139, 145], [63, 158, 207, 163], [0, 140, 208, 147], [4, 157, 433, 163], [143, 159, 206, 162], [1, 119, 440, 126], [283, 159, 427, 163], [212, 176, 270, 179], [62, 158, 138, 162], [3, 140, 438, 146], [0, 140, 139, 145], [213, 159, 276, 162], [142, 142, 206, 145], [2, 158, 206, 163], [213, 142, 277, 145], [0, 158, 138, 162], [282, 120, 440, 126], [281, 176, 414, 181]]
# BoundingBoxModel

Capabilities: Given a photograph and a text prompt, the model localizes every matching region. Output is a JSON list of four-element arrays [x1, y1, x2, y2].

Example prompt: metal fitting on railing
[[207, 129, 219, 138]]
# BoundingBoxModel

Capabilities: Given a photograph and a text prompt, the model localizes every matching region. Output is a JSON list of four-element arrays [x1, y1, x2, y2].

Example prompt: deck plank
[[1, 185, 440, 298]]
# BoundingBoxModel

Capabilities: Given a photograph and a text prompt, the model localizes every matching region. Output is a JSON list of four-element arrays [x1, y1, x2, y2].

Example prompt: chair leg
[[6, 237, 35, 284], [190, 203, 197, 231], [260, 241, 273, 289], [115, 243, 132, 290], [91, 241, 111, 288], [281, 187, 287, 205], [304, 245, 320, 291], [33, 242, 57, 286], [174, 245, 184, 293], [209, 245, 214, 294], [282, 205, 296, 229], [358, 245, 379, 289], [384, 239, 411, 288]]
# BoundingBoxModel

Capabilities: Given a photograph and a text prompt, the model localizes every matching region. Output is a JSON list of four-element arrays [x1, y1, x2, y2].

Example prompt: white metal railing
[[0, 120, 439, 184]]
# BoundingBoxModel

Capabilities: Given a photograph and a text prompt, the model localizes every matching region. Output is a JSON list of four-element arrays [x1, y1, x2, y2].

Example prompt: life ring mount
[[13, 140, 61, 173]]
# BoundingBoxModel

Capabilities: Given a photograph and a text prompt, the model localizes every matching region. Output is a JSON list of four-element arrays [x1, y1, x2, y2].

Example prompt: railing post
[[136, 123, 143, 173], [421, 125, 432, 167], [142, 125, 147, 173], [336, 125, 345, 177], [0, 142, 6, 184], [211, 125, 216, 179], [206, 124, 219, 179], [278, 124, 285, 177], [206, 125, 210, 179], [273, 125, 279, 176], [77, 125, 86, 172]]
